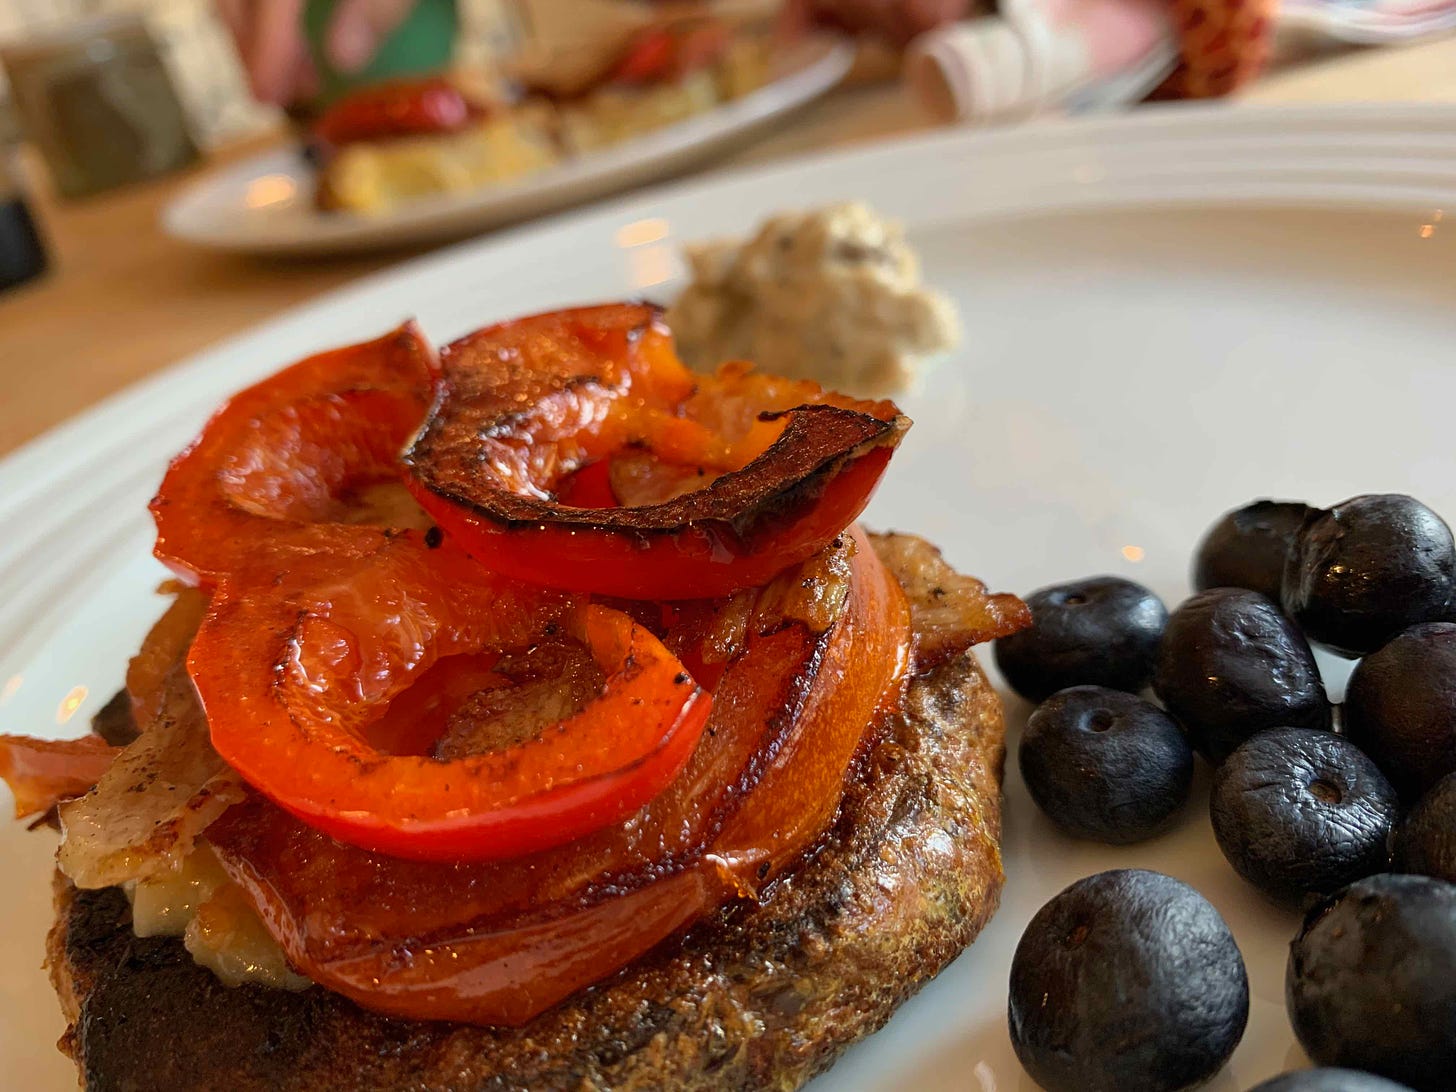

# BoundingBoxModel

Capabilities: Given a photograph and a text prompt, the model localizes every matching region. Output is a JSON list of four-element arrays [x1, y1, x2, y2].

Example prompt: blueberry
[[1211, 728, 1399, 907], [993, 576, 1167, 702], [1287, 874, 1456, 1092], [1020, 687, 1193, 844], [1193, 499, 1315, 602], [1344, 622, 1456, 802], [1282, 494, 1456, 657], [1153, 588, 1331, 762], [1249, 1070, 1415, 1092], [1008, 869, 1248, 1092], [1395, 771, 1456, 882]]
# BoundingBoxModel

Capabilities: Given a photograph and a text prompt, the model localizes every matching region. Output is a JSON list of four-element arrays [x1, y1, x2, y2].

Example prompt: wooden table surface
[[3, 35, 1454, 460]]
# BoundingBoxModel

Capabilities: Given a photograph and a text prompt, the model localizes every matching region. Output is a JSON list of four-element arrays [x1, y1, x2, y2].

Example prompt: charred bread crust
[[48, 638, 1005, 1092]]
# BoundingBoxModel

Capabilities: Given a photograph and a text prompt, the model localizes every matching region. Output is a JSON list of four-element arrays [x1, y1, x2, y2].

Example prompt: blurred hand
[[217, 0, 418, 105], [785, 0, 973, 45]]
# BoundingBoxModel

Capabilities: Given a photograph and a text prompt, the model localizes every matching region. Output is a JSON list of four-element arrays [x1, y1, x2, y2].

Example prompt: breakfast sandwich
[[0, 303, 1027, 1091]]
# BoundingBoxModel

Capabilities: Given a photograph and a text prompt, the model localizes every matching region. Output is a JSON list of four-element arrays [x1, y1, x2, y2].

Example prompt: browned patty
[[47, 546, 1009, 1092]]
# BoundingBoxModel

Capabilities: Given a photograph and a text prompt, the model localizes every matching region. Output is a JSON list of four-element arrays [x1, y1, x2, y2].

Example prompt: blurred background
[[0, 0, 270, 151], [0, 0, 531, 149]]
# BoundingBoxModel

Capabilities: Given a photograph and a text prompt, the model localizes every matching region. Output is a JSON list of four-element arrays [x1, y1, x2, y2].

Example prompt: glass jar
[[1, 13, 199, 199]]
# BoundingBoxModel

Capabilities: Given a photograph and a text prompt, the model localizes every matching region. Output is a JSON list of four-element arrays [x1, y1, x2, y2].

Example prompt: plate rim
[[51, 98, 1456, 454], [18, 99, 1456, 475]]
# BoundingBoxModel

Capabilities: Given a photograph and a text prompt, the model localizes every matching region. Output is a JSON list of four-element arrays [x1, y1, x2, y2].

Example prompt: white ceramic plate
[[6, 102, 1456, 1091], [161, 37, 852, 257]]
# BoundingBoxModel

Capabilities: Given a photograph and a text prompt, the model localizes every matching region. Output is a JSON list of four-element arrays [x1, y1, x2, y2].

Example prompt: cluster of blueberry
[[996, 494, 1456, 1092]]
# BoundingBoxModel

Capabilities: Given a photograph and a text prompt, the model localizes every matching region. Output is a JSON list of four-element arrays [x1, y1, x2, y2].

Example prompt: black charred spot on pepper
[[673, 672, 690, 685], [424, 526, 443, 549], [757, 861, 771, 879]]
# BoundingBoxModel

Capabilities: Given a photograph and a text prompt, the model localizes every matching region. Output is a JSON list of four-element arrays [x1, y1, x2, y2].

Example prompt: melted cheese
[[184, 884, 312, 991], [127, 844, 311, 992], [128, 842, 228, 938]]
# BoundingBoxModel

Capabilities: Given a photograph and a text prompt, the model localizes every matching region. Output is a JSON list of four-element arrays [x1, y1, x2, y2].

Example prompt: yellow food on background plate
[[317, 110, 559, 216], [554, 32, 772, 153]]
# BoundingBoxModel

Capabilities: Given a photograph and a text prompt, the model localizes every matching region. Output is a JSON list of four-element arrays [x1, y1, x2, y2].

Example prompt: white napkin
[[906, 8, 1178, 125]]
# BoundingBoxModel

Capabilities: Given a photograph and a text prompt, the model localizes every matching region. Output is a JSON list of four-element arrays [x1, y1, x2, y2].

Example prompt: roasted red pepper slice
[[188, 531, 711, 863], [404, 304, 909, 599], [611, 26, 676, 84], [151, 323, 437, 585], [0, 735, 120, 819], [208, 526, 910, 1025], [313, 77, 482, 147]]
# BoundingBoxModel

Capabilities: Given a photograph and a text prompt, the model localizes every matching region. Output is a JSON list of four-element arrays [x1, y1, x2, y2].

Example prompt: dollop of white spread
[[666, 201, 960, 396]]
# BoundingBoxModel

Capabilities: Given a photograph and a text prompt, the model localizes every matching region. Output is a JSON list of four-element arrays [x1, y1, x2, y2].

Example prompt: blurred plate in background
[[161, 35, 852, 256]]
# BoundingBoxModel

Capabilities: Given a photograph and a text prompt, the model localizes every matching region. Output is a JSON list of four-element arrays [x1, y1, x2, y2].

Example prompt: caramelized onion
[[0, 735, 119, 819], [868, 531, 1032, 670], [58, 664, 243, 889], [126, 585, 207, 724]]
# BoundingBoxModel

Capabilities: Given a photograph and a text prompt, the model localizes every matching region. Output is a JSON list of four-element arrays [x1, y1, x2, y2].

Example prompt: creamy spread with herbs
[[666, 202, 960, 396]]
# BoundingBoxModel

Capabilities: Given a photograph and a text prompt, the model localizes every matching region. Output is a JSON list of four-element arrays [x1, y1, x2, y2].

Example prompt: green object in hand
[[304, 0, 459, 105]]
